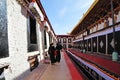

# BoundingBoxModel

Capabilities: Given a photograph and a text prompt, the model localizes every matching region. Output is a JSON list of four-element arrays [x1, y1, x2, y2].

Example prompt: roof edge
[[70, 0, 99, 35]]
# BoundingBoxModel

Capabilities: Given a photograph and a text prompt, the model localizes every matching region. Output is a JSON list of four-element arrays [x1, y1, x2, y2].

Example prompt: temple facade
[[0, 0, 56, 80], [57, 35, 74, 49], [70, 0, 120, 55]]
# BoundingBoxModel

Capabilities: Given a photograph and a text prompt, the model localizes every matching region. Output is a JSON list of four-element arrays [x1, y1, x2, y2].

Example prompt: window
[[104, 19, 109, 28], [63, 38, 66, 43], [114, 15, 117, 23], [30, 17, 37, 44], [49, 34, 52, 44], [44, 27, 47, 49], [68, 38, 71, 43], [28, 16, 38, 52], [0, 3, 9, 58], [58, 38, 61, 43]]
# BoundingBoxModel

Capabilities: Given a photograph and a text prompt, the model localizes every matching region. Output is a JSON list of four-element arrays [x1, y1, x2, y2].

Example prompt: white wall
[[6, 0, 30, 79], [36, 23, 44, 60], [0, 0, 57, 79]]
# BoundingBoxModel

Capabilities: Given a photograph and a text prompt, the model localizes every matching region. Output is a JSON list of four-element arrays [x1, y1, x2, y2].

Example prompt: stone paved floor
[[24, 63, 49, 80], [39, 52, 72, 80], [24, 52, 72, 80]]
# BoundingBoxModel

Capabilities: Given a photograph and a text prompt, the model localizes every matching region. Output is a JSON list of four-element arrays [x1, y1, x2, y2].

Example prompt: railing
[[66, 50, 120, 80]]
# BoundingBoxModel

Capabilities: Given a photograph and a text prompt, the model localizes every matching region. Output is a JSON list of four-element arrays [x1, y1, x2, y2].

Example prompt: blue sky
[[40, 0, 94, 35]]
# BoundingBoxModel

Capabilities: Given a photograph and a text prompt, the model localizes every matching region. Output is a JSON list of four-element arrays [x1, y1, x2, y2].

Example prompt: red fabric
[[63, 50, 84, 80], [31, 0, 35, 2], [54, 50, 58, 56], [68, 48, 120, 75]]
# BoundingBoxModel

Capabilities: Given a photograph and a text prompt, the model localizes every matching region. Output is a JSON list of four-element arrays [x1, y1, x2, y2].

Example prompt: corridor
[[24, 50, 84, 80]]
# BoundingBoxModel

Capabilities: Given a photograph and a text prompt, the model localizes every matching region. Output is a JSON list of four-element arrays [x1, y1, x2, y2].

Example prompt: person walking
[[55, 43, 62, 63], [48, 43, 56, 65]]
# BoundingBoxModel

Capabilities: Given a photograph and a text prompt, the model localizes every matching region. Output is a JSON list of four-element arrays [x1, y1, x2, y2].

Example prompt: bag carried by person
[[54, 50, 58, 56]]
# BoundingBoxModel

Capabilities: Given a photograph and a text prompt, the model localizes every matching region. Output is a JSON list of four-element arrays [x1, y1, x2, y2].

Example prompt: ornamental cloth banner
[[108, 31, 120, 54], [92, 37, 97, 52], [98, 35, 106, 54], [88, 38, 91, 51]]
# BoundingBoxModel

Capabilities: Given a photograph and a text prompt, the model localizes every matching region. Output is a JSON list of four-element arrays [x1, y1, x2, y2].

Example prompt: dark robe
[[55, 43, 62, 62], [48, 45, 56, 64]]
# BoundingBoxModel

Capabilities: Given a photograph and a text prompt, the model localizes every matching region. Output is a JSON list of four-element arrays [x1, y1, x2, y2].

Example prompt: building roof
[[17, 0, 56, 36], [36, 0, 56, 36], [70, 0, 120, 36], [57, 35, 74, 38]]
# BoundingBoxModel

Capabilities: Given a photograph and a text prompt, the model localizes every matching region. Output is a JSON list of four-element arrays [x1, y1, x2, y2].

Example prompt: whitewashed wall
[[36, 23, 44, 60], [0, 0, 57, 80], [6, 0, 30, 80]]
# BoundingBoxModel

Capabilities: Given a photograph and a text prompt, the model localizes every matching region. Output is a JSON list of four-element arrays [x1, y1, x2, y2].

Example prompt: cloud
[[43, 0, 95, 35], [73, 0, 94, 11], [59, 7, 67, 17], [53, 23, 70, 35], [81, 0, 94, 8]]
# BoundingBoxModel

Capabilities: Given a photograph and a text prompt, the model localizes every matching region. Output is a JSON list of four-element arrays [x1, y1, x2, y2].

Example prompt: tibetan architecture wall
[[75, 24, 120, 55], [71, 0, 120, 55], [7, 0, 29, 79], [57, 35, 73, 49], [0, 0, 57, 80]]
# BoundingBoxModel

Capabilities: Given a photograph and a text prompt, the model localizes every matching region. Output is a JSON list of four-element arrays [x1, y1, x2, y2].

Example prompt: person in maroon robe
[[48, 43, 56, 65]]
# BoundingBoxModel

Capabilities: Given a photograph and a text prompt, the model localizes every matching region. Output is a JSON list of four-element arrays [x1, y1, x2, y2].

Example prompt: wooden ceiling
[[70, 0, 120, 36]]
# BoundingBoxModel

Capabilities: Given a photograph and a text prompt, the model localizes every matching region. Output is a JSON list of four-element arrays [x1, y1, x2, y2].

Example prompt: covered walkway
[[67, 48, 120, 76], [24, 50, 84, 80], [67, 48, 120, 79], [39, 52, 72, 80]]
